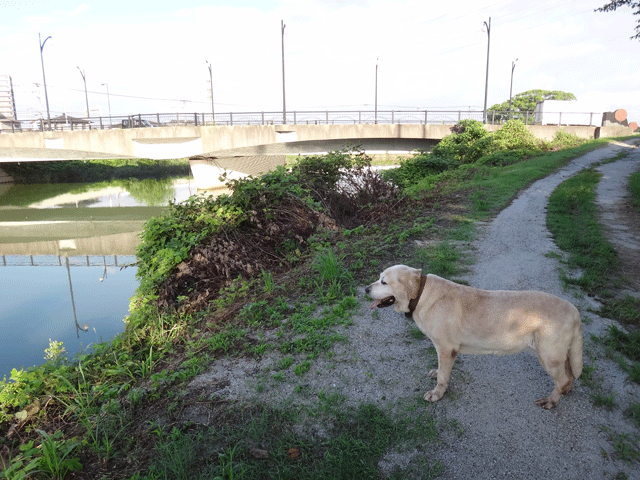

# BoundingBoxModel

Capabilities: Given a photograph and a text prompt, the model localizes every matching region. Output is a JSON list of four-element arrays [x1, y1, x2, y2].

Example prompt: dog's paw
[[428, 369, 438, 379], [424, 389, 443, 402], [534, 397, 556, 409]]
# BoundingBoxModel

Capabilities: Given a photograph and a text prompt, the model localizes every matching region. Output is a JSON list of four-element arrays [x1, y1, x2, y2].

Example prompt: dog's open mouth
[[370, 296, 395, 309]]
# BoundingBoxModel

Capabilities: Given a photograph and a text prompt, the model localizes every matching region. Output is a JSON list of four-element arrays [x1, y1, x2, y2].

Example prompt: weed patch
[[547, 167, 620, 294]]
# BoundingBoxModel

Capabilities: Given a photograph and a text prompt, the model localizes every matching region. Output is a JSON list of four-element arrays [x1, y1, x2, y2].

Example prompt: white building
[[534, 100, 603, 126], [0, 75, 17, 120]]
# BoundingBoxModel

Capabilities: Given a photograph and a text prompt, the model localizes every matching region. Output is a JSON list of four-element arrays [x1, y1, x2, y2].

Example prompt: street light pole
[[508, 58, 518, 117], [482, 17, 491, 124], [281, 20, 286, 125], [206, 61, 215, 124], [101, 83, 112, 124], [375, 58, 378, 124], [77, 67, 89, 118], [39, 32, 52, 130]]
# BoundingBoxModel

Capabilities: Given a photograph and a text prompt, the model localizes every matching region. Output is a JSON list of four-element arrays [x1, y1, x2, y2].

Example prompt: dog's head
[[365, 265, 423, 314]]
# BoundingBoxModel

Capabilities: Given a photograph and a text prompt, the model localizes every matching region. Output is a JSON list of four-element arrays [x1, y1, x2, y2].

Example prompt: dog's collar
[[406, 274, 427, 318]]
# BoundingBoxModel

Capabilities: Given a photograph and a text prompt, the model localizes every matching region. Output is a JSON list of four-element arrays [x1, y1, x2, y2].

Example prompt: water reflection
[[0, 177, 197, 379]]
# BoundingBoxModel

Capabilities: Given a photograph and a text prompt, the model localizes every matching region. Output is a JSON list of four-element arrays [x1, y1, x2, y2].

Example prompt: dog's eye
[[381, 280, 387, 285]]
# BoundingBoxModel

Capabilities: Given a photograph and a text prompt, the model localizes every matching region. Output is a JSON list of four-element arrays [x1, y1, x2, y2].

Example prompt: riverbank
[[1, 128, 639, 479], [0, 158, 191, 184]]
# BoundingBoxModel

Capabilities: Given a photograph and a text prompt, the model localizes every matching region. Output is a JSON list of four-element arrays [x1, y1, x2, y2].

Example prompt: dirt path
[[433, 140, 640, 480], [596, 152, 640, 295], [187, 140, 640, 479]]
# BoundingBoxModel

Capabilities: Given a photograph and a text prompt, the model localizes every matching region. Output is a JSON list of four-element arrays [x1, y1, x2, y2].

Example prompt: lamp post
[[375, 58, 378, 124], [508, 58, 518, 118], [206, 61, 215, 124], [482, 17, 491, 124], [281, 20, 287, 125], [77, 67, 89, 118], [101, 83, 112, 125], [39, 32, 52, 130]]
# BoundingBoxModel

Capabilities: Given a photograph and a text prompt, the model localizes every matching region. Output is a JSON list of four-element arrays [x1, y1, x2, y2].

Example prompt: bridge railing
[[1, 109, 600, 133]]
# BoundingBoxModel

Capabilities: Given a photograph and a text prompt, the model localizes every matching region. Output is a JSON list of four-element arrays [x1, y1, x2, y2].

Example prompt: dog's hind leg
[[534, 343, 573, 409], [424, 346, 457, 403]]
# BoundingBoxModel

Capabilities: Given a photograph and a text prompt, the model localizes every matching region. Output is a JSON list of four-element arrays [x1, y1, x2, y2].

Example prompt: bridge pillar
[[188, 155, 287, 190]]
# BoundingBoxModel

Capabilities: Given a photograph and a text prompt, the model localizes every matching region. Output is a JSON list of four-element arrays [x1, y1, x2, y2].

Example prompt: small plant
[[592, 392, 617, 410], [36, 429, 83, 479], [44, 339, 66, 362]]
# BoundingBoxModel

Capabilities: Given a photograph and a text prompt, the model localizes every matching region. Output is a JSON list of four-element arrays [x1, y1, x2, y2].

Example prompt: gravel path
[[433, 140, 640, 480], [187, 140, 640, 479]]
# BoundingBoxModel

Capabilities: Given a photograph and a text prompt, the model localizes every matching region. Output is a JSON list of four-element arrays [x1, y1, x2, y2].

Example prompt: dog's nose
[[365, 285, 370, 294]]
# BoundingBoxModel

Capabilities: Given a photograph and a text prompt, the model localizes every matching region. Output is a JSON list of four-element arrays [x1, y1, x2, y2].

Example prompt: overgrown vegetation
[[1, 122, 637, 479]]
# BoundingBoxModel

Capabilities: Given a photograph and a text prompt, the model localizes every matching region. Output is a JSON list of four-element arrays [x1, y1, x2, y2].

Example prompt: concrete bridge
[[0, 118, 634, 189]]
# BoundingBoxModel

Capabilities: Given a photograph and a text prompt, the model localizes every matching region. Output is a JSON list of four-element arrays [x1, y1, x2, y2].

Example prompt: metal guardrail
[[0, 254, 135, 267], [0, 109, 603, 133]]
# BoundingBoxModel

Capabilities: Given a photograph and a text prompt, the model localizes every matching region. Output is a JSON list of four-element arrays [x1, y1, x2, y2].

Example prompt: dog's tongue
[[370, 296, 395, 310]]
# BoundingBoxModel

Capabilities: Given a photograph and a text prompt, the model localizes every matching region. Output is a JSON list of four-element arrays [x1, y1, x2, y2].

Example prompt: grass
[[140, 401, 443, 480], [631, 170, 640, 211], [547, 167, 621, 296], [600, 324, 640, 385]]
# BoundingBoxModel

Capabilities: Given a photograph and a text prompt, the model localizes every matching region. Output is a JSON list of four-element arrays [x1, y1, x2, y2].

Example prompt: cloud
[[70, 4, 89, 16]]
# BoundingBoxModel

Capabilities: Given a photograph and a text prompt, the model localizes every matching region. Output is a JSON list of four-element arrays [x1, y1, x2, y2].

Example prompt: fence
[[0, 109, 602, 133], [1, 254, 136, 267]]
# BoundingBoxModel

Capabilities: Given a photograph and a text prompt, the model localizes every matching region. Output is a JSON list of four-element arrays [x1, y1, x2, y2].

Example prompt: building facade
[[0, 75, 17, 120]]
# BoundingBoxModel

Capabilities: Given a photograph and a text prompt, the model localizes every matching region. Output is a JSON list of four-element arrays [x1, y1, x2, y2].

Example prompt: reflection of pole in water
[[65, 257, 88, 338], [99, 255, 107, 282]]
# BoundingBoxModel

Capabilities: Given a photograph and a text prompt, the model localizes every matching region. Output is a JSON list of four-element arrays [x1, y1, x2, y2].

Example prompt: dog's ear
[[393, 266, 422, 313], [408, 267, 423, 300]]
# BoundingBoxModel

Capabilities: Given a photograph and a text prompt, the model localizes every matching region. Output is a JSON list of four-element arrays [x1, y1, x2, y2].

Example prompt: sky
[[1, 0, 639, 124]]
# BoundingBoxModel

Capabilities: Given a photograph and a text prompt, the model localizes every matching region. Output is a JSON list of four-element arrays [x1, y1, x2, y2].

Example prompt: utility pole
[[39, 33, 52, 130], [101, 83, 112, 124], [508, 58, 518, 118], [375, 58, 378, 124], [77, 67, 89, 118], [281, 20, 286, 124], [206, 60, 215, 124], [482, 17, 491, 124]]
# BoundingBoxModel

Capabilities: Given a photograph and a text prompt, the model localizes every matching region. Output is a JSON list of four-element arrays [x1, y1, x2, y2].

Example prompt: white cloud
[[70, 4, 89, 16]]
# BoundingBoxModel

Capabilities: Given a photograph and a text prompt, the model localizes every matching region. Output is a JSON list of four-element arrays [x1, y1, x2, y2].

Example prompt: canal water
[[0, 177, 199, 379]]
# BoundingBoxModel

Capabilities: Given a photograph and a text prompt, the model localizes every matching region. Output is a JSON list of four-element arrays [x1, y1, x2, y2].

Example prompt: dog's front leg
[[425, 346, 457, 402]]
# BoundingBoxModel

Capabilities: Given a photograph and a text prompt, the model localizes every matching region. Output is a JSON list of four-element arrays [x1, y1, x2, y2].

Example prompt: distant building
[[534, 100, 603, 127], [0, 75, 17, 120]]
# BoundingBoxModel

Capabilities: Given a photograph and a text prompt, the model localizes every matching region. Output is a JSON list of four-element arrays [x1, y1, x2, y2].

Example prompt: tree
[[596, 1, 640, 40], [488, 89, 577, 123]]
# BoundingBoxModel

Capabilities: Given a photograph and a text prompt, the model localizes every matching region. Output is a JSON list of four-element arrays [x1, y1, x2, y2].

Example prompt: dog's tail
[[568, 306, 583, 379]]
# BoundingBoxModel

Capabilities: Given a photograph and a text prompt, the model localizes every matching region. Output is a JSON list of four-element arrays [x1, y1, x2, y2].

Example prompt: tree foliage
[[489, 89, 577, 114], [596, 0, 640, 40]]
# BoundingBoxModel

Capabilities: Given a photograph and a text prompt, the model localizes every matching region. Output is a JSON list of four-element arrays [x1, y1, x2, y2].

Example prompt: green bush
[[476, 149, 531, 167], [549, 129, 586, 149], [431, 119, 489, 164], [382, 153, 457, 188], [490, 119, 540, 151]]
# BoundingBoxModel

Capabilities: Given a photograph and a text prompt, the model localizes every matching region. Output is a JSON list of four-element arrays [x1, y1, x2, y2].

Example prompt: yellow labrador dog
[[365, 265, 583, 409]]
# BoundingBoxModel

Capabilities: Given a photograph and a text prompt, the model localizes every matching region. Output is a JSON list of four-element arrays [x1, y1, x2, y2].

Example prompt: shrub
[[382, 152, 457, 188], [490, 119, 540, 151], [549, 129, 586, 150], [431, 119, 489, 164], [476, 149, 531, 167]]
